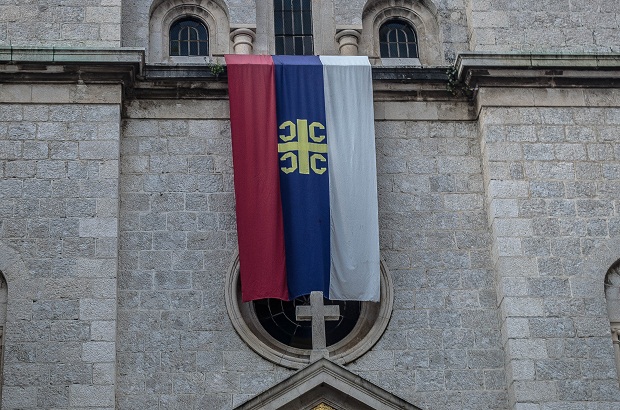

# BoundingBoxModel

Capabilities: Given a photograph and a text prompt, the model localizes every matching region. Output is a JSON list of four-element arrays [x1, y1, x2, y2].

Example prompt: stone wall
[[0, 0, 121, 47], [117, 100, 293, 409], [479, 92, 620, 407], [0, 85, 121, 409], [116, 96, 507, 409], [466, 0, 620, 52], [370, 118, 506, 409]]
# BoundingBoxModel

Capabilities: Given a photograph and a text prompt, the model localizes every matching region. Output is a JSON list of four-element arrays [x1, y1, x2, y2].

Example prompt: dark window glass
[[274, 0, 314, 55], [169, 18, 209, 56], [379, 19, 418, 58], [253, 295, 361, 349]]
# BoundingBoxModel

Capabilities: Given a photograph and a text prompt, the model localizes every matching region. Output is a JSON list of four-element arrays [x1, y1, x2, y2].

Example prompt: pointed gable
[[234, 358, 421, 410]]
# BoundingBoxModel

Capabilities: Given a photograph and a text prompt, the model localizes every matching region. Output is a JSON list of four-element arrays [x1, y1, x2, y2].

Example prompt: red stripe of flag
[[225, 55, 289, 301]]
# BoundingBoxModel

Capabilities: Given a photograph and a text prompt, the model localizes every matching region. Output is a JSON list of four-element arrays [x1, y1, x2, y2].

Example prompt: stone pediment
[[234, 358, 421, 410]]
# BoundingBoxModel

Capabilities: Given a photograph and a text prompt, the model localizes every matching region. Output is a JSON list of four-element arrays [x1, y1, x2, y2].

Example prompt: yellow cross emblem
[[278, 119, 328, 175]]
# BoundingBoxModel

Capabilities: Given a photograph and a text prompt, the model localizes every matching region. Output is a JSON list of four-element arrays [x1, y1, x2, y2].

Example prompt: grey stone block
[[415, 369, 445, 391], [529, 181, 565, 198], [2, 386, 38, 408], [36, 341, 82, 363], [186, 231, 226, 250], [33, 300, 79, 320], [90, 320, 116, 341], [573, 317, 613, 337], [139, 291, 172, 310], [150, 192, 184, 212], [79, 298, 116, 320], [119, 270, 153, 290], [4, 343, 37, 363], [49, 321, 90, 342], [82, 341, 115, 362], [152, 231, 187, 250], [445, 369, 485, 390], [139, 250, 171, 270], [120, 231, 152, 250], [173, 251, 206, 272], [535, 359, 581, 380], [79, 217, 118, 237], [155, 270, 191, 290], [93, 362, 115, 385], [468, 349, 504, 369], [160, 351, 196, 372], [528, 278, 570, 297], [69, 384, 115, 407], [49, 362, 93, 385]]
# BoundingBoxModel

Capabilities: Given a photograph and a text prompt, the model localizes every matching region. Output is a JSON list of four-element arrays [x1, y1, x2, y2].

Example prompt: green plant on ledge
[[446, 66, 474, 100], [209, 61, 225, 78]]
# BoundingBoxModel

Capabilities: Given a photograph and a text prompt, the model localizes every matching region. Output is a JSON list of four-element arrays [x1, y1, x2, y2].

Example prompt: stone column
[[230, 28, 256, 54], [335, 30, 361, 56]]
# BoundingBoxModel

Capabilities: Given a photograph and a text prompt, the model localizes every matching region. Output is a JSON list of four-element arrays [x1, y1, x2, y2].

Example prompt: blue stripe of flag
[[273, 55, 331, 299]]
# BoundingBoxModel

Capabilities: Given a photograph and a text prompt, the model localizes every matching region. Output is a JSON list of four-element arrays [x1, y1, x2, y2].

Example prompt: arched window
[[169, 18, 209, 57], [274, 0, 314, 55], [605, 260, 620, 385], [149, 0, 230, 63], [0, 272, 6, 403], [379, 19, 418, 58]]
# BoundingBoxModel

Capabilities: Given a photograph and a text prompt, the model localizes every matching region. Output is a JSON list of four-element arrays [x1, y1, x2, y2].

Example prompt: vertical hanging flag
[[226, 54, 380, 302]]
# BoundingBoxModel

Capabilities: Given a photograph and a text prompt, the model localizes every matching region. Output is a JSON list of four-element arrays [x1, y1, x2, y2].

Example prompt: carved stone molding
[[335, 29, 361, 56], [230, 28, 256, 54]]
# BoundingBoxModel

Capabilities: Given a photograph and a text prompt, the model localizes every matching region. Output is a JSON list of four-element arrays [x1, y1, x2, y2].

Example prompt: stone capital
[[335, 29, 361, 56], [230, 28, 256, 55]]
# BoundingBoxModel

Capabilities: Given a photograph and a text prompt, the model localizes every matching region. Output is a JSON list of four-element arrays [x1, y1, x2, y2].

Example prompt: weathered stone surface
[[0, 101, 120, 409]]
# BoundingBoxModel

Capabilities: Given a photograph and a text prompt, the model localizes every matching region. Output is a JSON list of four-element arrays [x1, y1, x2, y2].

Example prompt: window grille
[[254, 295, 361, 349], [379, 19, 418, 58], [274, 0, 314, 55], [169, 18, 209, 56]]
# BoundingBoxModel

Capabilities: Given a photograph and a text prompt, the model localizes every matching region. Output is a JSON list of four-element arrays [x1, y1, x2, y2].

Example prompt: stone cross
[[296, 291, 340, 361]]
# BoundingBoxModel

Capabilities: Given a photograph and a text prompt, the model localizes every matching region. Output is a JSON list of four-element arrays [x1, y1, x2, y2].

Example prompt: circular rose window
[[225, 253, 394, 369]]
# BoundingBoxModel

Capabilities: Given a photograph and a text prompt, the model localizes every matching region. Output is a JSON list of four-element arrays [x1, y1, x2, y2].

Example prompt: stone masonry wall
[[117, 110, 293, 409], [118, 99, 507, 409], [0, 94, 120, 409], [479, 102, 620, 408], [0, 0, 121, 47], [371, 119, 506, 409], [466, 0, 620, 53]]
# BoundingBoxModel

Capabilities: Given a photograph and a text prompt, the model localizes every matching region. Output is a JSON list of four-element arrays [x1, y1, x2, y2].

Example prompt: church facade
[[1, 0, 620, 409]]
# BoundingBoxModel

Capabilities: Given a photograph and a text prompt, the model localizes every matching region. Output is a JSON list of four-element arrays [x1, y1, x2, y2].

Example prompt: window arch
[[169, 17, 209, 56], [0, 272, 5, 403], [605, 259, 620, 385], [379, 19, 418, 58], [148, 0, 230, 63], [361, 0, 442, 66]]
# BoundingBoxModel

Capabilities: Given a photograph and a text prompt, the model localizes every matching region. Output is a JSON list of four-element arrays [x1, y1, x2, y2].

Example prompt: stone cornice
[[5, 49, 620, 103], [0, 47, 143, 85], [456, 52, 620, 90], [0, 47, 455, 101]]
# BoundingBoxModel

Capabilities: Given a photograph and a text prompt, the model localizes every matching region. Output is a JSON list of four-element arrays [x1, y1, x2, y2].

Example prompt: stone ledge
[[0, 83, 123, 104], [457, 52, 620, 70], [456, 52, 620, 90], [0, 46, 144, 65]]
